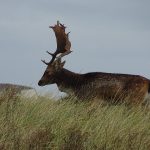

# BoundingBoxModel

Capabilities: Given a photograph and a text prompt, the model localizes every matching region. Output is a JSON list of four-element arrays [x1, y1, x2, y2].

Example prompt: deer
[[38, 21, 150, 105]]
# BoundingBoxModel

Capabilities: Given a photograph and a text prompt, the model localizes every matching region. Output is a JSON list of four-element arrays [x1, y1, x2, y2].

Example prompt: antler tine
[[57, 20, 59, 25], [60, 23, 66, 31], [41, 60, 49, 65], [46, 51, 55, 57], [67, 32, 70, 37], [49, 54, 57, 64], [46, 50, 57, 64]]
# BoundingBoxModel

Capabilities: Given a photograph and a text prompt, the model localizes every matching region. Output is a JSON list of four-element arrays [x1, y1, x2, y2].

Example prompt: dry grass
[[0, 90, 150, 150]]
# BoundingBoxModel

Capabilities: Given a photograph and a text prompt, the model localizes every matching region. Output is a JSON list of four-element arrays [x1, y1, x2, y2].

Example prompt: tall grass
[[0, 90, 150, 150]]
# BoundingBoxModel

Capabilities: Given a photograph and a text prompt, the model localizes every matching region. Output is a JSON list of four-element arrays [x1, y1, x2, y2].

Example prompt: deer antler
[[42, 21, 72, 65]]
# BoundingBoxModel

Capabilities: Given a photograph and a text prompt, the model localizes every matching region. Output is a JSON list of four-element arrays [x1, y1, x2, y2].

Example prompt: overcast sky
[[0, 0, 150, 92]]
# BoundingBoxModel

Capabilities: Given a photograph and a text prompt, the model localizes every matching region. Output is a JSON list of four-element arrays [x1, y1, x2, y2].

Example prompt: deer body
[[38, 21, 150, 104], [39, 67, 150, 104]]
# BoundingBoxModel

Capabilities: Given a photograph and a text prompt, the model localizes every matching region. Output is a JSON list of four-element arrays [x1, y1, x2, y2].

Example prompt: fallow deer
[[38, 21, 150, 104]]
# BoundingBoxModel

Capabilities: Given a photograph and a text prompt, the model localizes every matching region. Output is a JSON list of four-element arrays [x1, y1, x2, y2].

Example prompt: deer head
[[38, 58, 66, 86], [38, 21, 72, 86]]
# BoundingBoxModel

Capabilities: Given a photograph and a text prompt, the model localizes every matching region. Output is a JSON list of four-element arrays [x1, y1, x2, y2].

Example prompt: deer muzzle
[[38, 80, 45, 86]]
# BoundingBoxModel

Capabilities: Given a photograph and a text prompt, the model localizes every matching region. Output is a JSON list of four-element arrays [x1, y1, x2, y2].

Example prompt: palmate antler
[[42, 21, 72, 65]]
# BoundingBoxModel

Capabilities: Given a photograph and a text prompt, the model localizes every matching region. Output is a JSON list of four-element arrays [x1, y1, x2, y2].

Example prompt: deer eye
[[44, 71, 49, 74]]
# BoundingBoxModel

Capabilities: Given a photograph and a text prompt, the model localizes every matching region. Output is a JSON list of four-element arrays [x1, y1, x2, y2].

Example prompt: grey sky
[[0, 0, 150, 91]]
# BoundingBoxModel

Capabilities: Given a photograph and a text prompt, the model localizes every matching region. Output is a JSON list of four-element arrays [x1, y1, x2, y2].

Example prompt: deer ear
[[53, 58, 61, 67], [54, 60, 65, 70], [61, 61, 66, 68]]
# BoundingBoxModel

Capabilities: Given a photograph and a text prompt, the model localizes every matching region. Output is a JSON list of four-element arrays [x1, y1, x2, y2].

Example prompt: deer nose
[[38, 80, 43, 86]]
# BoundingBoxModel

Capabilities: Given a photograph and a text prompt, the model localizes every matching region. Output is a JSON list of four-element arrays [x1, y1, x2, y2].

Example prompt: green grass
[[0, 90, 150, 150]]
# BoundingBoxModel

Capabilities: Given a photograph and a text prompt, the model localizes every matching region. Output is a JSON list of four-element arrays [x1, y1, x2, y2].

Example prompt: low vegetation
[[0, 89, 150, 150]]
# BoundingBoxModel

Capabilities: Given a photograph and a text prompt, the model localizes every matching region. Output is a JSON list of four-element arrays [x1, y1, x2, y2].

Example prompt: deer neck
[[55, 68, 82, 93]]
